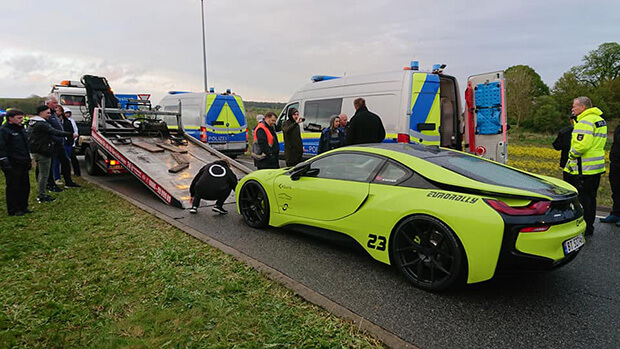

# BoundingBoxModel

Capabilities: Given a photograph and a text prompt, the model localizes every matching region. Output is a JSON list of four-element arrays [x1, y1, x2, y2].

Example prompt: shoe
[[37, 195, 56, 203], [585, 230, 593, 236], [616, 221, 620, 227], [14, 211, 25, 216], [23, 209, 34, 214], [65, 182, 81, 188], [189, 207, 198, 214], [212, 206, 228, 214], [599, 214, 620, 223], [47, 185, 63, 192], [55, 179, 63, 186]]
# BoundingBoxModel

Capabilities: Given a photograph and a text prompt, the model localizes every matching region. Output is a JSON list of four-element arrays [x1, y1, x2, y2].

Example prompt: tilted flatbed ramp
[[89, 106, 251, 209]]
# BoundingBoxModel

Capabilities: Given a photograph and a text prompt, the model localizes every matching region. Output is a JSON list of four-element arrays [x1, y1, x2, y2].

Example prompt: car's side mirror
[[290, 162, 310, 181]]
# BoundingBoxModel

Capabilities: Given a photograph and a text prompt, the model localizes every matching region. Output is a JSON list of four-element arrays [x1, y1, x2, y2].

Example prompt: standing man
[[339, 113, 348, 133], [63, 107, 81, 177], [253, 112, 280, 170], [563, 96, 607, 236], [28, 105, 73, 203], [345, 98, 385, 145], [600, 122, 620, 225], [282, 108, 304, 166], [0, 109, 32, 216], [552, 114, 575, 181], [48, 102, 79, 189]]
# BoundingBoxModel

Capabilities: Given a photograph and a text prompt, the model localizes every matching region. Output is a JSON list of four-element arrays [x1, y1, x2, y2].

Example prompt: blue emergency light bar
[[311, 75, 341, 82], [209, 87, 215, 93], [410, 61, 419, 71]]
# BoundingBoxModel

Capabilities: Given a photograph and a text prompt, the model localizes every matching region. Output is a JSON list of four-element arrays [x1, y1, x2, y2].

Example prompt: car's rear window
[[427, 152, 556, 191]]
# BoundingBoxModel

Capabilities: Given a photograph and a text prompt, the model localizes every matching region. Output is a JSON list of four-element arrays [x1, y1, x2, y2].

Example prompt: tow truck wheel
[[390, 215, 464, 292], [239, 180, 270, 228], [85, 147, 103, 176]]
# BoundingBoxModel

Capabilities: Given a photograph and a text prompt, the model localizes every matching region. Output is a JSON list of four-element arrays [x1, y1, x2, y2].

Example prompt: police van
[[275, 62, 507, 163], [158, 91, 248, 158]]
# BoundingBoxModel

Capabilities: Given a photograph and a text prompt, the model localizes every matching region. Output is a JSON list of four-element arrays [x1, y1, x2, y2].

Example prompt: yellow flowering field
[[508, 145, 612, 207]]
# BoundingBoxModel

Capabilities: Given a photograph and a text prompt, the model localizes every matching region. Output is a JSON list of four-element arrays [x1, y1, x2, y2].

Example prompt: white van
[[159, 92, 248, 158], [50, 80, 88, 123], [276, 62, 507, 163]]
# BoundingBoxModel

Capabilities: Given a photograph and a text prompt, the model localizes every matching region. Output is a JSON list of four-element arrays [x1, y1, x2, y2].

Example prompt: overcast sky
[[1, 0, 619, 104]]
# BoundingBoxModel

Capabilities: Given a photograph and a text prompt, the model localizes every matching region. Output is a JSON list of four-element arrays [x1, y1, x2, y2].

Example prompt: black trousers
[[48, 145, 72, 185], [3, 162, 30, 215], [565, 173, 601, 235], [192, 191, 229, 209], [610, 162, 620, 215], [70, 147, 81, 176]]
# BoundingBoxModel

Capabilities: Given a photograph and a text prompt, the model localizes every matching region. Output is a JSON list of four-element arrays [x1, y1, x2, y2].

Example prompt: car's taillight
[[397, 133, 410, 143], [484, 199, 550, 216], [200, 126, 207, 143], [520, 226, 550, 233]]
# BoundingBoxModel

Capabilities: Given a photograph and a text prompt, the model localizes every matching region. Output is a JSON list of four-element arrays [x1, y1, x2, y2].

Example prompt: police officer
[[600, 123, 620, 225], [0, 109, 33, 216], [563, 96, 607, 236]]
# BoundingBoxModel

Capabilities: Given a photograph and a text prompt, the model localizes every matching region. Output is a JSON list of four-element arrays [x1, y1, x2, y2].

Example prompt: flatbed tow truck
[[82, 75, 251, 208]]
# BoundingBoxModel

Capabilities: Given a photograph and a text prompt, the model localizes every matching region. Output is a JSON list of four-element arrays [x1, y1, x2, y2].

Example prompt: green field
[[0, 174, 384, 348]]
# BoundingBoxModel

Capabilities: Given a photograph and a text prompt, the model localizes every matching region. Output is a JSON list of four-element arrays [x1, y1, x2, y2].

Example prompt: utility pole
[[200, 0, 208, 92]]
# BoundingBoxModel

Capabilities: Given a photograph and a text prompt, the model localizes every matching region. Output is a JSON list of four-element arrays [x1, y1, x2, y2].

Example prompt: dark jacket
[[318, 127, 345, 154], [48, 113, 65, 146], [254, 121, 280, 169], [345, 106, 386, 145], [0, 123, 31, 165], [282, 119, 303, 166], [61, 117, 75, 146], [610, 124, 620, 163], [27, 116, 72, 156], [190, 160, 238, 200], [552, 125, 573, 169]]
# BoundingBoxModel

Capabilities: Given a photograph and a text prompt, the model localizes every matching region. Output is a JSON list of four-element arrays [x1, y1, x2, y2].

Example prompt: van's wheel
[[84, 147, 103, 176], [238, 180, 270, 228], [390, 215, 464, 292]]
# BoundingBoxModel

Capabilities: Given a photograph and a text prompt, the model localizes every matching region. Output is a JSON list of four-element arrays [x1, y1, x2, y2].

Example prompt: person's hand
[[0, 158, 12, 172], [73, 133, 79, 139]]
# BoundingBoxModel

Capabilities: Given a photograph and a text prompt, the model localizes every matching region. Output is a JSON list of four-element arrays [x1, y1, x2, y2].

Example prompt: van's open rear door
[[464, 71, 507, 164]]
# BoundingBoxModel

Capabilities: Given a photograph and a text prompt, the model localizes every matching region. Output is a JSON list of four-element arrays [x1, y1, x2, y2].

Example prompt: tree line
[[506, 42, 620, 133]]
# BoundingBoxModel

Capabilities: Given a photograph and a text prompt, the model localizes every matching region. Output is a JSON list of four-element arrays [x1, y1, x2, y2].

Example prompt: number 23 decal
[[367, 234, 386, 251]]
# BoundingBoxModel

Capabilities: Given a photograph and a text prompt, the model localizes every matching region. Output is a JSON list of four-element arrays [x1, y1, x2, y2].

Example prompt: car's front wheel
[[390, 215, 464, 291], [238, 180, 270, 228]]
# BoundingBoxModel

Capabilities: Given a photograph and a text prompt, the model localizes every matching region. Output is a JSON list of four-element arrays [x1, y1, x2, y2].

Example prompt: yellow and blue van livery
[[276, 63, 507, 163], [159, 92, 247, 157]]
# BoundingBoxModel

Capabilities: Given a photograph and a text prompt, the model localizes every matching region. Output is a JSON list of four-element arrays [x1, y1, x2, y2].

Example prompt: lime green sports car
[[236, 144, 585, 291]]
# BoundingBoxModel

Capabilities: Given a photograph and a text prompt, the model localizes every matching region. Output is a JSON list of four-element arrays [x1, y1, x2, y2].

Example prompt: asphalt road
[[81, 158, 620, 349]]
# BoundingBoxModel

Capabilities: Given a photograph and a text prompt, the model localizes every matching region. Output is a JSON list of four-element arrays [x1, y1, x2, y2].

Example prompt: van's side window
[[303, 98, 342, 131]]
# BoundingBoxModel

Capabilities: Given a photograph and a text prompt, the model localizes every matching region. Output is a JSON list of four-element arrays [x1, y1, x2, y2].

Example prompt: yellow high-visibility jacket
[[564, 107, 607, 175]]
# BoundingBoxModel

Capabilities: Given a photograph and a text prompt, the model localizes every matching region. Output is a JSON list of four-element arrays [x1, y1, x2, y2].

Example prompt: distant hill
[[0, 97, 45, 115], [244, 101, 286, 110]]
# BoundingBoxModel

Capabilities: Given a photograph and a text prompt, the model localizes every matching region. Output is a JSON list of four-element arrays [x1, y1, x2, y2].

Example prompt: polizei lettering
[[426, 191, 479, 204]]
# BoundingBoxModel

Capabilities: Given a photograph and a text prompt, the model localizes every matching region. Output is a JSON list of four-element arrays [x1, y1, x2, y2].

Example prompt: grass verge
[[0, 174, 384, 348]]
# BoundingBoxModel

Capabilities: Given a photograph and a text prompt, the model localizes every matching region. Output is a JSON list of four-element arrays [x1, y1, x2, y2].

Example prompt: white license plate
[[563, 234, 584, 255], [211, 143, 226, 149]]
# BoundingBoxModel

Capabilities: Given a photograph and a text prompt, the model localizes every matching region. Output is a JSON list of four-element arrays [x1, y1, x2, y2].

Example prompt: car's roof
[[357, 142, 450, 159]]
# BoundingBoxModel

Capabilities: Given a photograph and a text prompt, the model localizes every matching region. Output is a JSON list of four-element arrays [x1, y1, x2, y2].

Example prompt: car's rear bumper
[[496, 217, 585, 273]]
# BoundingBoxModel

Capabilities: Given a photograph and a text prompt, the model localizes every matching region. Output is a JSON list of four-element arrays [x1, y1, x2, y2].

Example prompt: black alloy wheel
[[390, 215, 464, 291], [239, 180, 270, 228]]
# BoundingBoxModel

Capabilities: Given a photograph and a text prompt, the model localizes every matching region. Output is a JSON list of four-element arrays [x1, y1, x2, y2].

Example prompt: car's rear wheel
[[390, 215, 464, 291], [239, 180, 270, 228]]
